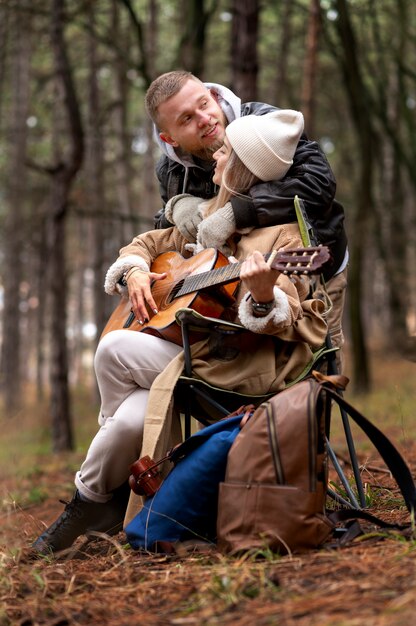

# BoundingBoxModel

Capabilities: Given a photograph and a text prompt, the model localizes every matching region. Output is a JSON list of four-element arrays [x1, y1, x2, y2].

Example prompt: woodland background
[[0, 0, 415, 452]]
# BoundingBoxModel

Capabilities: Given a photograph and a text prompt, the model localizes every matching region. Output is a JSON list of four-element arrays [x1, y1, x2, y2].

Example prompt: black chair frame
[[174, 308, 366, 510]]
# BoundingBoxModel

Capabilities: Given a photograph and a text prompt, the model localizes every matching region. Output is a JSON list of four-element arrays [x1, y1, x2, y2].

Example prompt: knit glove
[[196, 202, 236, 250], [184, 241, 205, 256], [164, 194, 204, 241]]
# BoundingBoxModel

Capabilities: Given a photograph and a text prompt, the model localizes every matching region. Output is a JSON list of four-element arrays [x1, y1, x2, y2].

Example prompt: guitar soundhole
[[167, 279, 185, 303]]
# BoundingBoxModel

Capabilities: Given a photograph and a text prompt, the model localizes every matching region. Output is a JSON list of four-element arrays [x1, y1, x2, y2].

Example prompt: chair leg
[[189, 384, 230, 420], [338, 406, 367, 507], [325, 335, 367, 508], [180, 318, 230, 438], [326, 437, 360, 508]]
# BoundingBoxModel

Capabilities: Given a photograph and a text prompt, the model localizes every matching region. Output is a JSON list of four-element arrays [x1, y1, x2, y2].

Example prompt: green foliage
[[0, 385, 98, 519], [25, 486, 49, 506]]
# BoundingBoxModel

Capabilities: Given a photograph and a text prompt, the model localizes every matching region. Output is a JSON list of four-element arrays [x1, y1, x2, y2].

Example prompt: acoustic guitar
[[101, 246, 330, 346]]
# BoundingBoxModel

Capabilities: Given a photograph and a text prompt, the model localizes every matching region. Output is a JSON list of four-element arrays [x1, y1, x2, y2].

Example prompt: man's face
[[157, 79, 227, 160]]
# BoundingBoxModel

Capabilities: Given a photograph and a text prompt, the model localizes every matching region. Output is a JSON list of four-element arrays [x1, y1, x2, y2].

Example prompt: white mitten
[[196, 202, 236, 250], [184, 241, 205, 256], [164, 194, 204, 241]]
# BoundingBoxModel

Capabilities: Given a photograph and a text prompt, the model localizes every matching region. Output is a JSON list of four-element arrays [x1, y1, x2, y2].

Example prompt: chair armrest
[[175, 307, 244, 335]]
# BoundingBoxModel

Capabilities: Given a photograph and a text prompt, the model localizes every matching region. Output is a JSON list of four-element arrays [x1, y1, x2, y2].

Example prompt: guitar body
[[101, 248, 238, 345]]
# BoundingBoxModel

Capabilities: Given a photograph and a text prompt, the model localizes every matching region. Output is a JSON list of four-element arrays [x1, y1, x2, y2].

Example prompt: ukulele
[[101, 246, 330, 346]]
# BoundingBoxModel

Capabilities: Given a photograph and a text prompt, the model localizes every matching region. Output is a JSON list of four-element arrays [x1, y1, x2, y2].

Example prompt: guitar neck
[[176, 261, 242, 297], [174, 246, 329, 299]]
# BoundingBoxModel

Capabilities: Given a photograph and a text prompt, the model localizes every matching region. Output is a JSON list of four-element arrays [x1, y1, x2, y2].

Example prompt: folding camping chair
[[174, 307, 366, 510]]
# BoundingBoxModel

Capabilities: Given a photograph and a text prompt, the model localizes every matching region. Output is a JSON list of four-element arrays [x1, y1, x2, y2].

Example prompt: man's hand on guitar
[[126, 270, 167, 324], [240, 251, 280, 304]]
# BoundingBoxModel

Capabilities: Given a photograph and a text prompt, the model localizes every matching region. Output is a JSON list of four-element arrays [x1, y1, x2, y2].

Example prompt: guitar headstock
[[269, 246, 331, 276]]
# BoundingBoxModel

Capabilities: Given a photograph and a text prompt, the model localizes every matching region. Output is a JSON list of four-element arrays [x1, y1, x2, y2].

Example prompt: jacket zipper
[[266, 402, 285, 484]]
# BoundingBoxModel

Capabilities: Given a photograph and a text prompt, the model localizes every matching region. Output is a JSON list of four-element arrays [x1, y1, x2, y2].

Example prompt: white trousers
[[75, 330, 182, 503]]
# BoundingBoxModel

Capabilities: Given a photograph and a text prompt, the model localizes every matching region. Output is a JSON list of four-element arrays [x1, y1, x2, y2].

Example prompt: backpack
[[217, 371, 416, 555]]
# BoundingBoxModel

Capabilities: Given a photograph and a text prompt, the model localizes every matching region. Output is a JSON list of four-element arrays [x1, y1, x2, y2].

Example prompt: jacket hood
[[153, 82, 242, 168]]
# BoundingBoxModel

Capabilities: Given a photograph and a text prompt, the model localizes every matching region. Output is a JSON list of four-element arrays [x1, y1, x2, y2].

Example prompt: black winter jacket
[[153, 101, 347, 280]]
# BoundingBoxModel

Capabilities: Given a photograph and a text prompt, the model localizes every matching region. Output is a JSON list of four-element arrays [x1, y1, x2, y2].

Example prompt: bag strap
[[294, 195, 317, 247], [168, 413, 245, 463], [321, 382, 416, 514], [328, 507, 409, 530], [294, 195, 333, 315]]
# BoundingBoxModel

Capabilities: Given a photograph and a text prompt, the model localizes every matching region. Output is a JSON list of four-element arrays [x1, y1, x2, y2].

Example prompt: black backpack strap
[[322, 384, 416, 514], [328, 507, 408, 529]]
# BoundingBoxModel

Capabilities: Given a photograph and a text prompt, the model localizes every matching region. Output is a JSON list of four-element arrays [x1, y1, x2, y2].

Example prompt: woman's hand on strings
[[240, 251, 279, 303], [126, 271, 166, 324]]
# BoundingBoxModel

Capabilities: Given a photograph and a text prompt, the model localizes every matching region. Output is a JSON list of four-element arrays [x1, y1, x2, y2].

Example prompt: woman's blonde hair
[[204, 149, 259, 216]]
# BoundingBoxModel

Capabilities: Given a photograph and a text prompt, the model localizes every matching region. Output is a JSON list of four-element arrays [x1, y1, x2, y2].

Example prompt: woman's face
[[212, 137, 232, 185]]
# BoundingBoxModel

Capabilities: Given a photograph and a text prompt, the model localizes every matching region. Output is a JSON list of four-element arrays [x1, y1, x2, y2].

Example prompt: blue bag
[[125, 414, 244, 551]]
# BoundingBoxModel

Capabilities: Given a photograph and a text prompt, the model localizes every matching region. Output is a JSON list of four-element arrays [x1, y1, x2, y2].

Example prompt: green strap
[[294, 196, 331, 309], [294, 195, 314, 247]]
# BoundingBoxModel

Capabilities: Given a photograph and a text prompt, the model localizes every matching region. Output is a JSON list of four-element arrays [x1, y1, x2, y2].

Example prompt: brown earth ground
[[2, 353, 416, 626]]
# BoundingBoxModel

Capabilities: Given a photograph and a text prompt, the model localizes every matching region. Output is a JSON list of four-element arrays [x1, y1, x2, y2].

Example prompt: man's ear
[[209, 87, 219, 103], [160, 132, 179, 148]]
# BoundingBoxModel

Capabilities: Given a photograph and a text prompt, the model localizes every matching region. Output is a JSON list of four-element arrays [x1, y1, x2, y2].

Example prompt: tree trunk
[[333, 0, 377, 393], [348, 161, 372, 393], [0, 1, 9, 121], [119, 0, 152, 87], [380, 0, 410, 351], [111, 1, 136, 245], [301, 0, 321, 137], [0, 3, 31, 413], [48, 182, 73, 450], [274, 0, 294, 107], [87, 3, 111, 344], [230, 0, 259, 102], [175, 0, 218, 77], [142, 0, 158, 226], [48, 0, 84, 451], [35, 216, 49, 401]]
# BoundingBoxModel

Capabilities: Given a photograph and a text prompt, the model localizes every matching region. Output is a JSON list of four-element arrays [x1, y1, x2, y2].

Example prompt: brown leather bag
[[217, 372, 347, 555], [217, 371, 416, 555]]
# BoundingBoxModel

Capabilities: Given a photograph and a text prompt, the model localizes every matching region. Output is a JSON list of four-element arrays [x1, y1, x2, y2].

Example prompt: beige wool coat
[[104, 222, 328, 524]]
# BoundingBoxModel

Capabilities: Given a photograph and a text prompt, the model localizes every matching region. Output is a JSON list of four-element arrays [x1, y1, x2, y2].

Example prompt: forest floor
[[2, 351, 416, 625]]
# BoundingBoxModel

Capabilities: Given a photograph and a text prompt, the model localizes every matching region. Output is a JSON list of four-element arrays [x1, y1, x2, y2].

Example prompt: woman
[[32, 110, 328, 555]]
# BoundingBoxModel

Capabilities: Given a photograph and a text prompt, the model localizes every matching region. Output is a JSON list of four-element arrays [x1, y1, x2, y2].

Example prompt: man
[[145, 71, 348, 359]]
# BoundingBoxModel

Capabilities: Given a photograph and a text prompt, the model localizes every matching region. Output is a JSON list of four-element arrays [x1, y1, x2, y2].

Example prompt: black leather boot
[[32, 482, 130, 555]]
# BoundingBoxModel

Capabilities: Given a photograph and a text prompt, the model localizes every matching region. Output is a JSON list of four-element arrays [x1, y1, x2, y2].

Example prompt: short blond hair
[[145, 71, 204, 127]]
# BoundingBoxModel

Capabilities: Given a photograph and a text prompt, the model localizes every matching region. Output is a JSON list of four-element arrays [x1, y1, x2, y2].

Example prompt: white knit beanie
[[225, 109, 304, 181]]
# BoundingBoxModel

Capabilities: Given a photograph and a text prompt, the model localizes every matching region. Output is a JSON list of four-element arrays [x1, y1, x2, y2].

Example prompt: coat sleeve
[[238, 286, 327, 350], [104, 228, 188, 295], [235, 225, 328, 349], [230, 135, 337, 232]]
